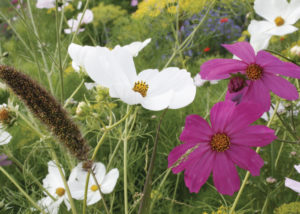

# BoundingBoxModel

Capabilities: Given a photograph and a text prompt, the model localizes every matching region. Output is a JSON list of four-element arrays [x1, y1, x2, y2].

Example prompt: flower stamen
[[210, 133, 230, 152], [274, 16, 285, 26], [90, 184, 99, 192], [55, 187, 65, 197], [132, 80, 149, 97], [246, 64, 263, 80]]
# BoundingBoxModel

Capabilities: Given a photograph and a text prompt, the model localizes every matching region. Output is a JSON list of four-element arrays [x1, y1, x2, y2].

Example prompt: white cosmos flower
[[68, 39, 196, 111], [248, 0, 300, 51], [290, 45, 300, 56], [36, 0, 55, 9], [64, 9, 94, 35], [77, 9, 94, 24], [68, 38, 151, 71], [68, 162, 119, 206], [285, 164, 300, 194], [37, 161, 71, 214]]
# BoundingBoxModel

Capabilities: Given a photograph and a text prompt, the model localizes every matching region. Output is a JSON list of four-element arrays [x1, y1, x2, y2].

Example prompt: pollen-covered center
[[90, 184, 99, 192], [0, 108, 9, 121], [132, 80, 149, 97], [210, 133, 230, 152], [55, 187, 65, 197], [246, 64, 263, 80], [274, 16, 285, 26]]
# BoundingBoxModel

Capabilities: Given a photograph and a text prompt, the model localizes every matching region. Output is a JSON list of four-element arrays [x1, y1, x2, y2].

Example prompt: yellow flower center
[[274, 16, 285, 26], [132, 81, 149, 97], [246, 64, 263, 80], [55, 187, 65, 197], [210, 133, 230, 152], [90, 185, 99, 192]]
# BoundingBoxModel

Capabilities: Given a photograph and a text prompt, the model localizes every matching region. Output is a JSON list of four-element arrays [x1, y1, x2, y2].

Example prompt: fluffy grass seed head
[[0, 65, 90, 162]]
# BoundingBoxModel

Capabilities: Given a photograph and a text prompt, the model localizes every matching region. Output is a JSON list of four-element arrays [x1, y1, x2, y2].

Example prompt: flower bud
[[228, 76, 246, 93]]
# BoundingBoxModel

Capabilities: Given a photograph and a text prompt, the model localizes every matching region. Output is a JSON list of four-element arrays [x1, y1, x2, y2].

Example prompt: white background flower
[[64, 9, 94, 34], [36, 0, 55, 9], [248, 0, 300, 51], [285, 164, 300, 194], [38, 161, 71, 214], [68, 162, 119, 206]]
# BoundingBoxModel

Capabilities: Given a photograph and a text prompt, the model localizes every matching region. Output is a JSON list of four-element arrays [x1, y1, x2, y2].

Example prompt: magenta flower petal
[[168, 143, 198, 170], [180, 115, 213, 144], [242, 80, 271, 112], [184, 151, 215, 193], [170, 144, 210, 174], [257, 51, 300, 78], [212, 153, 240, 195], [210, 101, 235, 133], [222, 42, 256, 64], [200, 59, 248, 80], [225, 102, 264, 135], [226, 145, 264, 176], [263, 73, 299, 100], [230, 125, 276, 147]]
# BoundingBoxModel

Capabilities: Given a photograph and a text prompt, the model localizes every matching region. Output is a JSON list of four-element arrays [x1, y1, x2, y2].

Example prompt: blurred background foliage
[[0, 0, 300, 213]]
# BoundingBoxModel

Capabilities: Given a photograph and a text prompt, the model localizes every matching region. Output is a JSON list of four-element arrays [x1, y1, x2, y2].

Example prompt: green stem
[[163, 0, 216, 69], [90, 170, 110, 214], [49, 144, 78, 214], [0, 167, 46, 214], [138, 109, 168, 214], [229, 100, 280, 214], [55, 0, 64, 102], [63, 79, 85, 108], [275, 132, 287, 169], [123, 105, 131, 214]]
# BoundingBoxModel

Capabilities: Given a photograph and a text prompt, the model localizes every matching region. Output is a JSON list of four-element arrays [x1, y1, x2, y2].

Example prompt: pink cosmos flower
[[167, 101, 276, 195], [200, 41, 300, 111]]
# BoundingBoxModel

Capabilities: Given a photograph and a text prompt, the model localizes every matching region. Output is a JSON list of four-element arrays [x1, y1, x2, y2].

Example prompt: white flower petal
[[43, 161, 65, 195], [68, 43, 94, 71], [141, 90, 174, 111], [77, 9, 94, 24], [0, 129, 11, 145], [248, 20, 273, 52], [101, 168, 119, 194], [36, 0, 55, 9], [37, 196, 63, 214], [93, 162, 106, 184], [254, 0, 289, 22], [294, 164, 300, 174], [285, 0, 300, 24], [87, 192, 101, 206], [285, 177, 300, 193], [267, 24, 298, 36], [121, 38, 151, 57]]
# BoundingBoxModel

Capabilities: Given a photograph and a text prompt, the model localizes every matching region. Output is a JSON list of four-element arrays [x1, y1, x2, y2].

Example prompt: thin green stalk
[[49, 144, 78, 214], [90, 170, 110, 214], [0, 167, 46, 214], [123, 105, 131, 214], [163, 0, 216, 69], [169, 174, 180, 214], [26, 0, 54, 94], [138, 109, 168, 214], [7, 154, 56, 201], [63, 79, 85, 108], [62, 0, 90, 69], [229, 100, 280, 214], [275, 131, 287, 169], [55, 0, 64, 102]]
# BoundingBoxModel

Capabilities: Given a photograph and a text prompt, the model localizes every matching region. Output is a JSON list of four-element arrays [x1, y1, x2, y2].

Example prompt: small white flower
[[36, 0, 55, 9], [64, 9, 94, 35], [77, 9, 93, 24], [68, 39, 196, 111], [68, 162, 119, 206], [266, 176, 277, 184], [290, 45, 300, 56], [64, 19, 85, 35], [248, 0, 300, 51], [37, 161, 71, 214], [285, 164, 300, 194], [84, 82, 97, 90], [77, 1, 82, 10], [76, 101, 86, 115]]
